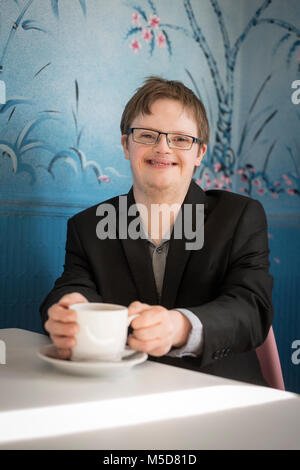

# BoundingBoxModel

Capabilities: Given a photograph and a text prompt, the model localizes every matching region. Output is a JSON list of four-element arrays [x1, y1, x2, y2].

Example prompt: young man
[[40, 77, 273, 385]]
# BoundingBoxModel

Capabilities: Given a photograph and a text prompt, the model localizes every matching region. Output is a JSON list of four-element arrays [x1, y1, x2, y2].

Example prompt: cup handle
[[127, 313, 140, 327]]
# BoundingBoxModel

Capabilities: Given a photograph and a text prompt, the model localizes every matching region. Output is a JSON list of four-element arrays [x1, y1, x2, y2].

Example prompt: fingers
[[128, 334, 172, 356], [58, 292, 88, 308], [47, 304, 77, 323], [57, 348, 72, 360], [127, 305, 175, 356], [128, 301, 151, 317], [130, 305, 168, 329], [52, 335, 76, 349], [131, 322, 172, 341], [45, 292, 87, 358], [45, 317, 77, 354], [46, 318, 79, 336]]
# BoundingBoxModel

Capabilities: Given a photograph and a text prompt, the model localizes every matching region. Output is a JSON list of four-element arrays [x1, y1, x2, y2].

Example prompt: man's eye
[[173, 136, 189, 142], [141, 133, 155, 139]]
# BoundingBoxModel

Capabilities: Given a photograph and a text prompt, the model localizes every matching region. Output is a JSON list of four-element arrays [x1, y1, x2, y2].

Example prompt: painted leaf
[[0, 143, 18, 172]]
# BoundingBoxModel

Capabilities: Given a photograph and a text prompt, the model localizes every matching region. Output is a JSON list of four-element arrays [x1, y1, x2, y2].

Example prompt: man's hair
[[120, 76, 210, 146]]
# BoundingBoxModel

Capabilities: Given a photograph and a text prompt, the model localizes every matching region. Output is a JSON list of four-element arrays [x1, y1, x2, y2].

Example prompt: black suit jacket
[[40, 180, 274, 386]]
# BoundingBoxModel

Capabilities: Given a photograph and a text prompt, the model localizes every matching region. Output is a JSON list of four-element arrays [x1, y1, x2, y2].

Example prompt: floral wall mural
[[125, 0, 300, 202], [0, 0, 299, 391]]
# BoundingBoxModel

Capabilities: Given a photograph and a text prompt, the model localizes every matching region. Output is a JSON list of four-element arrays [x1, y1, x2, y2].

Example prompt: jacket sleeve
[[187, 198, 274, 369], [39, 216, 103, 332]]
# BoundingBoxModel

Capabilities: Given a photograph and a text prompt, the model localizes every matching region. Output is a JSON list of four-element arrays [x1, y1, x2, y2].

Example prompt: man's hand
[[127, 301, 192, 357], [44, 293, 88, 359]]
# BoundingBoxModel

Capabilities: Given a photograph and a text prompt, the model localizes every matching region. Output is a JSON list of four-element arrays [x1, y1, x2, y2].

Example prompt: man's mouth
[[146, 159, 177, 167]]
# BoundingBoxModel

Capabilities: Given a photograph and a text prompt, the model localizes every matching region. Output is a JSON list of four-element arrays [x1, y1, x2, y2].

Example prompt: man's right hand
[[44, 293, 88, 359]]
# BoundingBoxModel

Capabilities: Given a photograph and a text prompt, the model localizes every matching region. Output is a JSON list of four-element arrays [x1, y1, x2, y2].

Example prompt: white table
[[0, 328, 299, 450]]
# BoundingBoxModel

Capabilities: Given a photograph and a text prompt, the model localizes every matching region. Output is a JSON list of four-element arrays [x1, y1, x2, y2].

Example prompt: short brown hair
[[120, 76, 209, 145]]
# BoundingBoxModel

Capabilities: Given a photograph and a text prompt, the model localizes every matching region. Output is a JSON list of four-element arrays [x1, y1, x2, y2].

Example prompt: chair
[[256, 326, 285, 390]]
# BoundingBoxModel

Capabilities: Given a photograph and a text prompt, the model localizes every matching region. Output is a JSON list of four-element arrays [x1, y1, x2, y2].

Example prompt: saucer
[[37, 345, 148, 376]]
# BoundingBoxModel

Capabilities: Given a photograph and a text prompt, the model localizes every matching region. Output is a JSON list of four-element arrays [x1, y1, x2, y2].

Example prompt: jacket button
[[212, 351, 220, 360], [221, 348, 228, 357]]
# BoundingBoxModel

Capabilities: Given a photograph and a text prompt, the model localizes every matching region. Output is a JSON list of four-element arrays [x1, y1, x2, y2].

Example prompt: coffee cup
[[69, 302, 139, 362]]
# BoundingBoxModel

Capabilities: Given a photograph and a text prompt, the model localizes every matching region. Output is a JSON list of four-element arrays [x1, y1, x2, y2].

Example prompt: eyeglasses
[[128, 128, 201, 150]]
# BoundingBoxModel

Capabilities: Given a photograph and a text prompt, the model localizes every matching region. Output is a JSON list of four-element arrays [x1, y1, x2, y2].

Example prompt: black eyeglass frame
[[128, 127, 202, 150]]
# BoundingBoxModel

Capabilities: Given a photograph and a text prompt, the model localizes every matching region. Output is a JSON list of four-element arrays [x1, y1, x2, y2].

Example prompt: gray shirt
[[140, 221, 204, 358]]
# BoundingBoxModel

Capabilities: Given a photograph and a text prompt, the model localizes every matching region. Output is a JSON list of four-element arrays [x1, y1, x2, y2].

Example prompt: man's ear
[[121, 134, 130, 160], [195, 144, 207, 167]]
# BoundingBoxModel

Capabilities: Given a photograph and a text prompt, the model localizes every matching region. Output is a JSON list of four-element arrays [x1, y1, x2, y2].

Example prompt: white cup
[[69, 302, 139, 362]]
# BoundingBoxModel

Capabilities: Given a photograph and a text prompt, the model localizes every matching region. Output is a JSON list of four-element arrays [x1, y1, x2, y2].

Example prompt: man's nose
[[154, 133, 171, 152]]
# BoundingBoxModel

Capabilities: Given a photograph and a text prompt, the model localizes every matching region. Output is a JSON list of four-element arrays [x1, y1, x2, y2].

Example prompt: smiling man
[[40, 76, 274, 386]]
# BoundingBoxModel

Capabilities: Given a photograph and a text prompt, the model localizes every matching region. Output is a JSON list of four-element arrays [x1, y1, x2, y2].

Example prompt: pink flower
[[282, 173, 288, 179], [225, 177, 232, 184], [285, 179, 293, 186], [271, 192, 279, 199], [132, 12, 140, 26], [130, 39, 142, 54], [273, 257, 280, 264], [98, 175, 110, 183], [236, 168, 245, 175], [214, 162, 222, 172], [157, 32, 166, 48], [226, 187, 231, 192], [256, 188, 265, 195], [195, 179, 202, 185], [239, 188, 246, 192], [274, 181, 281, 187], [214, 178, 223, 188], [141, 27, 153, 43], [287, 188, 295, 195], [253, 178, 261, 186], [148, 14, 160, 29], [241, 175, 247, 182]]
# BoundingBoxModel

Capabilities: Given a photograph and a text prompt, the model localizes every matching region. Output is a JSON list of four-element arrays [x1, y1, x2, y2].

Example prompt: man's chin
[[145, 180, 175, 193]]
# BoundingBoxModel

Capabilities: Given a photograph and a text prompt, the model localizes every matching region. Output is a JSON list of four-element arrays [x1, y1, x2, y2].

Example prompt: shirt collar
[[139, 218, 171, 248]]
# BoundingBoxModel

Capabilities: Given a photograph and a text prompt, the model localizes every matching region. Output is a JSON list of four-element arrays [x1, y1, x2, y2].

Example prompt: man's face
[[121, 99, 207, 196]]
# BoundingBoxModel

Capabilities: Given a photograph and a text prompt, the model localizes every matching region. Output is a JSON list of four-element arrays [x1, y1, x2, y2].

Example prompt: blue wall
[[0, 0, 299, 393]]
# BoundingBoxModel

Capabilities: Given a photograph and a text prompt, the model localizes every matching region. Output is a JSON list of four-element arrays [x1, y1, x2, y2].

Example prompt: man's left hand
[[127, 301, 192, 357]]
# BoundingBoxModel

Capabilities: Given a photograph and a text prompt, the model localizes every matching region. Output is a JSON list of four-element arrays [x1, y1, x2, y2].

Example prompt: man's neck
[[133, 184, 190, 245]]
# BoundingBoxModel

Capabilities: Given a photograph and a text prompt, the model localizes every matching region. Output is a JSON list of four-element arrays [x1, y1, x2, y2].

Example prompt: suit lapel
[[116, 187, 159, 305]]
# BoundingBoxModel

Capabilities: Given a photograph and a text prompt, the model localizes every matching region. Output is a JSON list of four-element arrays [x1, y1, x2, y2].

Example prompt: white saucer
[[37, 344, 148, 376]]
